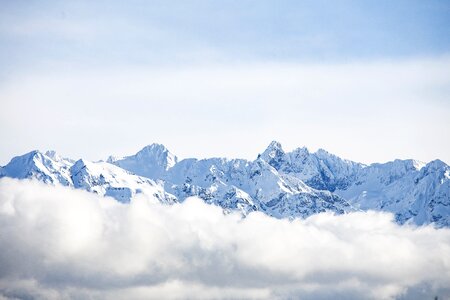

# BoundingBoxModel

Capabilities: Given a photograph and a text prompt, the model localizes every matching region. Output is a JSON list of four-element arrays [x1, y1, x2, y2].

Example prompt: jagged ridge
[[1, 141, 448, 226]]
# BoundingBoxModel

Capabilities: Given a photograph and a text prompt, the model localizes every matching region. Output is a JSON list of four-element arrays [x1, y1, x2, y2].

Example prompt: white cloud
[[0, 57, 449, 165], [0, 178, 449, 299]]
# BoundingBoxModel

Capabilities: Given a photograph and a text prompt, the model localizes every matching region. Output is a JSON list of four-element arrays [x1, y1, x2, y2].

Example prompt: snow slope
[[0, 150, 176, 204], [0, 150, 73, 186], [258, 141, 449, 227], [70, 158, 176, 204], [335, 159, 450, 226], [108, 143, 178, 179]]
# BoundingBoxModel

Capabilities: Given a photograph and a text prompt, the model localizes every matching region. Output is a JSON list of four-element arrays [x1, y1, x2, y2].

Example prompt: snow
[[1, 142, 448, 226], [108, 143, 178, 179]]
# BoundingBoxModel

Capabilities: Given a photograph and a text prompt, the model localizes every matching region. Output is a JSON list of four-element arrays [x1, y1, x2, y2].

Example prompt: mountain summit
[[108, 143, 178, 179]]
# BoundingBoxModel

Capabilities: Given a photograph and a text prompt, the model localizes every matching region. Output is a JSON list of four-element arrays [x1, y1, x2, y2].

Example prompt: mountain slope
[[70, 158, 177, 204], [108, 143, 177, 179], [0, 150, 73, 185], [260, 141, 363, 191], [0, 150, 176, 204], [335, 159, 450, 226], [257, 141, 449, 227], [163, 156, 352, 218]]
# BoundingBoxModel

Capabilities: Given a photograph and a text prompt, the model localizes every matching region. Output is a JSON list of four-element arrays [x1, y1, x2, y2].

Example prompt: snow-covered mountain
[[161, 155, 351, 218], [335, 159, 449, 226], [0, 150, 74, 186], [260, 141, 363, 191], [70, 158, 176, 204], [0, 150, 176, 204], [258, 141, 449, 226], [1, 142, 448, 226], [107, 143, 178, 180]]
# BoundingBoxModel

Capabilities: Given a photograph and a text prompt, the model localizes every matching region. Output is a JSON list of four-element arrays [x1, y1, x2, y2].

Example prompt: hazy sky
[[0, 0, 449, 164]]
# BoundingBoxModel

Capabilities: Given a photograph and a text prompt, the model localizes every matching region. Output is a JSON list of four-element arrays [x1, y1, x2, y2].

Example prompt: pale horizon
[[1, 57, 450, 165]]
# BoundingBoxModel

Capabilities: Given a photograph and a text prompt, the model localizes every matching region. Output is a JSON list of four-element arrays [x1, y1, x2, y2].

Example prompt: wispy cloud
[[2, 0, 449, 66], [1, 1, 449, 165], [0, 57, 449, 164], [0, 178, 449, 299]]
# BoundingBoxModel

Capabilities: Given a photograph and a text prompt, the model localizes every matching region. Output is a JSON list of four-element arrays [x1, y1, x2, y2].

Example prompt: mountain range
[[1, 142, 448, 227]]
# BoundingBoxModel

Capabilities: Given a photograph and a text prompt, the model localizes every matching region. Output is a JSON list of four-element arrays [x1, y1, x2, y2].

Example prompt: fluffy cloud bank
[[0, 178, 449, 300]]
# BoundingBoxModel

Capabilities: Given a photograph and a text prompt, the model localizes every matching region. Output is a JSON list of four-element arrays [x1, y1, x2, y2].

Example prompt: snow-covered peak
[[261, 140, 284, 156], [258, 144, 362, 192], [315, 148, 329, 156], [423, 159, 448, 171], [44, 150, 61, 160], [0, 150, 73, 185], [106, 155, 119, 163], [109, 143, 178, 179], [415, 159, 449, 183], [0, 150, 42, 178], [136, 143, 175, 163], [260, 141, 286, 169]]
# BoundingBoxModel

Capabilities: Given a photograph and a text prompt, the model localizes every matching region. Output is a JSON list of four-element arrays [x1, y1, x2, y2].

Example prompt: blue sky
[[0, 0, 449, 164], [1, 0, 449, 69]]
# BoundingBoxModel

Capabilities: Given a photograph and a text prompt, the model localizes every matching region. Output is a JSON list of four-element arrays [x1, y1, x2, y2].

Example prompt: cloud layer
[[0, 178, 449, 299], [1, 57, 449, 165]]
